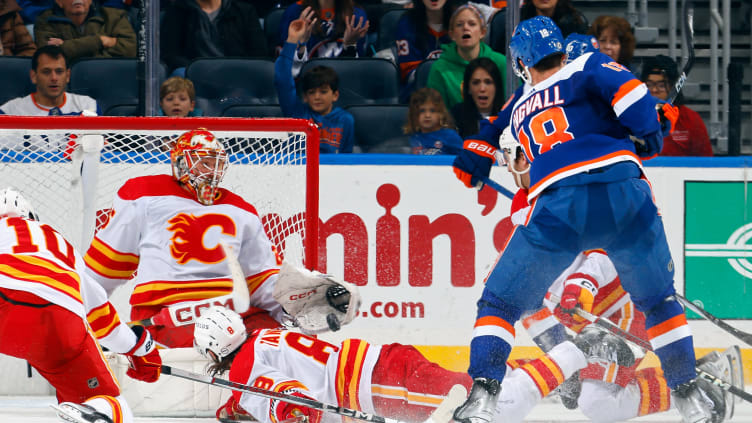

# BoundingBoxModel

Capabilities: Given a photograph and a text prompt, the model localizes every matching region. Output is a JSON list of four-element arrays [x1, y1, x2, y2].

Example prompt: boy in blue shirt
[[274, 10, 354, 154]]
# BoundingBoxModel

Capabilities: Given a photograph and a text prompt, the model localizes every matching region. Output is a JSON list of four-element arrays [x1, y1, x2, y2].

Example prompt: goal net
[[0, 116, 319, 268]]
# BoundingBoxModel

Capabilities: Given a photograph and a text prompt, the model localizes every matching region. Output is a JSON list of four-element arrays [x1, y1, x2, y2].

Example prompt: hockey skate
[[51, 402, 113, 423], [573, 325, 635, 367], [672, 349, 732, 423], [452, 378, 500, 423]]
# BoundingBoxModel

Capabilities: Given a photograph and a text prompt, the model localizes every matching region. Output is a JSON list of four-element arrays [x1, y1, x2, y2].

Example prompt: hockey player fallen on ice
[[191, 306, 636, 423], [84, 128, 359, 349], [0, 188, 161, 423], [451, 16, 722, 423]]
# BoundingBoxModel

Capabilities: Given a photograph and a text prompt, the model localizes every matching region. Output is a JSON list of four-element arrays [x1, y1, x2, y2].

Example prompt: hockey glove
[[656, 100, 679, 137], [453, 140, 497, 189], [555, 277, 598, 327], [216, 395, 251, 421], [272, 389, 323, 423], [125, 325, 162, 383]]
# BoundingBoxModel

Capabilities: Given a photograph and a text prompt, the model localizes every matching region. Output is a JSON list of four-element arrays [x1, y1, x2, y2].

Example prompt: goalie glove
[[273, 261, 361, 334], [125, 325, 162, 383]]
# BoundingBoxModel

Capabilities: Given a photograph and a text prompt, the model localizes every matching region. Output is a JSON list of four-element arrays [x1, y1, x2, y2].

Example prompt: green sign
[[685, 181, 752, 319]]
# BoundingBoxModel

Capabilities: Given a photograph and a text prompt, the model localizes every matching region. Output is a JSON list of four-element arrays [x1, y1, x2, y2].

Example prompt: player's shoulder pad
[[118, 174, 187, 200], [215, 189, 260, 217], [583, 51, 631, 73]]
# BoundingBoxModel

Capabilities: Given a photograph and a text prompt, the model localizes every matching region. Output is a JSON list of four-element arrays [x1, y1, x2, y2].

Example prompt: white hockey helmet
[[170, 128, 229, 206], [194, 306, 247, 361], [0, 187, 38, 221]]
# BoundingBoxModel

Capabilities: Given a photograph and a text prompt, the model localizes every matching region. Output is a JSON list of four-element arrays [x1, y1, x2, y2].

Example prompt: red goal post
[[0, 116, 320, 270]]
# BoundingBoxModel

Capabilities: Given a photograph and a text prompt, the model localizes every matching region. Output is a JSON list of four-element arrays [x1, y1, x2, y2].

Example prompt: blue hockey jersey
[[474, 52, 662, 199]]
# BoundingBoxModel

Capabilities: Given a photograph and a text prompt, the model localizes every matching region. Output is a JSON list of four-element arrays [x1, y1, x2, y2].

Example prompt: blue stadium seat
[[69, 58, 138, 115], [0, 57, 34, 106], [414, 59, 436, 91], [186, 58, 278, 116], [346, 104, 410, 153], [105, 104, 138, 116], [377, 8, 407, 51], [222, 104, 282, 118], [300, 58, 399, 108]]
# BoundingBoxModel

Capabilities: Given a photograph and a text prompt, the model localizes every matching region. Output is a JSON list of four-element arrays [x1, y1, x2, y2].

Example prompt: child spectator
[[589, 15, 635, 70], [426, 3, 505, 110], [641, 55, 713, 156], [451, 57, 503, 139], [276, 12, 354, 154], [161, 0, 268, 75], [1, 0, 36, 56], [394, 0, 456, 96], [404, 87, 462, 155], [159, 76, 202, 117], [279, 0, 369, 76]]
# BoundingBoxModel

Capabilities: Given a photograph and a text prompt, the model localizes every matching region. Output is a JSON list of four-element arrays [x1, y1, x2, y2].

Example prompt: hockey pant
[[131, 304, 280, 348], [0, 287, 133, 423], [578, 367, 671, 423], [470, 175, 696, 388]]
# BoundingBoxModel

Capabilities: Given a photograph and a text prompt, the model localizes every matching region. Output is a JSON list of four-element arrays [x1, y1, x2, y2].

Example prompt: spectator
[[0, 45, 99, 115], [33, 0, 135, 61], [18, 0, 129, 25], [427, 3, 505, 110], [161, 0, 268, 76], [589, 15, 635, 69], [641, 54, 713, 156], [1, 0, 36, 55], [490, 0, 588, 52], [451, 57, 503, 138], [394, 0, 456, 98], [404, 87, 462, 155], [279, 0, 369, 76], [159, 76, 202, 117], [276, 12, 354, 154]]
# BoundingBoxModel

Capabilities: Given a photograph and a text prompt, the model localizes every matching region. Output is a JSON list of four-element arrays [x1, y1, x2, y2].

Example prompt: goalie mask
[[171, 128, 229, 205], [0, 187, 38, 221], [194, 306, 247, 361]]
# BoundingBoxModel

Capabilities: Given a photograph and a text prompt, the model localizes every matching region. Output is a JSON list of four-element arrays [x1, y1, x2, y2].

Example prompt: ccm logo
[[290, 289, 317, 301], [467, 141, 496, 155]]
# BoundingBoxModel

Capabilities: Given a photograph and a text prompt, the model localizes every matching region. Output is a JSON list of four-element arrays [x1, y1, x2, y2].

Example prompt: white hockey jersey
[[84, 175, 284, 321], [229, 329, 382, 423], [0, 216, 138, 353]]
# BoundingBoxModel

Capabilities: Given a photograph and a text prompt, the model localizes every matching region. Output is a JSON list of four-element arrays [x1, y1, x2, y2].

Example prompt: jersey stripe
[[87, 302, 122, 339], [612, 79, 648, 117], [647, 314, 692, 349], [247, 269, 279, 297], [84, 237, 139, 279], [472, 316, 515, 345], [130, 279, 233, 306], [370, 385, 445, 406], [336, 339, 369, 410], [0, 254, 82, 303], [519, 355, 564, 397]]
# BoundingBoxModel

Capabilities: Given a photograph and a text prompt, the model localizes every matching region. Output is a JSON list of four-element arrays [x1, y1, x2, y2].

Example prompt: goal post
[[0, 116, 320, 270]]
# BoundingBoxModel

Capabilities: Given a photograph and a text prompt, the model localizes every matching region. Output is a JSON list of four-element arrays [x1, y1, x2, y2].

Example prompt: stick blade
[[423, 384, 468, 423], [220, 241, 251, 313]]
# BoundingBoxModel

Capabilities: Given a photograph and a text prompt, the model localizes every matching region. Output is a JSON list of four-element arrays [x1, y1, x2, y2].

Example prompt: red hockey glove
[[216, 395, 250, 421], [453, 140, 497, 188], [556, 277, 598, 326], [273, 390, 323, 423], [125, 325, 162, 383]]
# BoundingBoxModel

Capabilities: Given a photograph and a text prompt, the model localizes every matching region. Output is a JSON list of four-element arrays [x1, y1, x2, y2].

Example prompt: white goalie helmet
[[170, 128, 229, 206], [193, 306, 247, 361], [0, 187, 38, 221]]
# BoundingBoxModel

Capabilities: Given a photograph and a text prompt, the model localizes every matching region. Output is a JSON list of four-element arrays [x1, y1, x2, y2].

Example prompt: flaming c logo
[[168, 213, 236, 264]]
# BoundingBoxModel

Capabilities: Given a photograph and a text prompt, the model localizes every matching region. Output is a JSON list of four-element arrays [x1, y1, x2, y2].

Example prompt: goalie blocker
[[274, 261, 361, 334]]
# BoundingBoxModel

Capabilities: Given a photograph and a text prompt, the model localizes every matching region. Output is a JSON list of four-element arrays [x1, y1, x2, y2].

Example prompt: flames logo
[[168, 213, 236, 264]]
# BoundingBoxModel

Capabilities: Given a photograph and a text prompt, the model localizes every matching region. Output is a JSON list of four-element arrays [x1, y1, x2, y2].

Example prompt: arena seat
[[105, 104, 138, 116], [263, 7, 287, 57], [414, 58, 436, 91], [487, 9, 508, 56], [0, 57, 34, 106], [222, 104, 283, 118], [186, 58, 278, 116], [377, 8, 407, 51], [300, 57, 400, 108], [346, 104, 410, 153], [69, 58, 139, 116]]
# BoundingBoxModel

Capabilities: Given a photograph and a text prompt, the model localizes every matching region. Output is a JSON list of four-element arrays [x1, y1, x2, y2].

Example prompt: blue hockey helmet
[[564, 33, 600, 64], [509, 16, 564, 82]]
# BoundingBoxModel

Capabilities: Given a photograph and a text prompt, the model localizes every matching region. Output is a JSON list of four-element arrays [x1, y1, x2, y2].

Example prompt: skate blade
[[423, 384, 468, 423], [50, 404, 88, 423]]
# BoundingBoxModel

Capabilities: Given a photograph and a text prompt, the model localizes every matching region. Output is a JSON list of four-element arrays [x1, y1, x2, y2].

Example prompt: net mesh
[[0, 120, 315, 267]]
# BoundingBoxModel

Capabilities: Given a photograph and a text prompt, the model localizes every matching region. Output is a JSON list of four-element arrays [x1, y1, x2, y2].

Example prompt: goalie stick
[[161, 365, 467, 423], [548, 293, 752, 404], [675, 294, 752, 347], [128, 241, 250, 328]]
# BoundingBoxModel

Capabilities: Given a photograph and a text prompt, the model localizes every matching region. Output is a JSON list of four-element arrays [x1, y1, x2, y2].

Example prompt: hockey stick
[[548, 294, 752, 403], [675, 294, 752, 347], [480, 176, 515, 199], [128, 242, 250, 328], [667, 0, 695, 104], [162, 365, 466, 423]]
